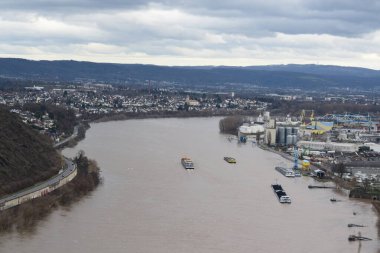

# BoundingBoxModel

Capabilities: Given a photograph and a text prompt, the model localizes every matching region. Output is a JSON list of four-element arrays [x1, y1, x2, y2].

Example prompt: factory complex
[[238, 111, 380, 188]]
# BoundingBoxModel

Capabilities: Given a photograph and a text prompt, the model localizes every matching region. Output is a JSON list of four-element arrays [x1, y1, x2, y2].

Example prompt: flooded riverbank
[[1, 117, 379, 253]]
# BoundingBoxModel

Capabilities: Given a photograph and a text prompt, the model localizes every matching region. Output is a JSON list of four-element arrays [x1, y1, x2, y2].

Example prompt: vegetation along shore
[[0, 152, 101, 232]]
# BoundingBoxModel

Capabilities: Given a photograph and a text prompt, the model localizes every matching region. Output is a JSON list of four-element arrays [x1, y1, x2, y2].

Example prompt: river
[[1, 117, 379, 253]]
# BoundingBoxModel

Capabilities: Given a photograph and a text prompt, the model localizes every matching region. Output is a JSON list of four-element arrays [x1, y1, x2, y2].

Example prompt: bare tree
[[333, 162, 346, 178]]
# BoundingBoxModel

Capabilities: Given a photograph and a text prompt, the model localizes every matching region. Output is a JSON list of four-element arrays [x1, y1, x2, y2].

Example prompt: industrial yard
[[237, 110, 380, 199]]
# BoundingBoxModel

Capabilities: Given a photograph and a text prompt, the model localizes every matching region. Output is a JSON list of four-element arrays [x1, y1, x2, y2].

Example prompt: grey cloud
[[0, 0, 380, 68], [1, 0, 380, 37]]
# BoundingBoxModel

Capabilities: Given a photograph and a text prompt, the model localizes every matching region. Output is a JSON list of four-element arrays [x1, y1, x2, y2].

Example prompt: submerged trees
[[219, 116, 245, 135]]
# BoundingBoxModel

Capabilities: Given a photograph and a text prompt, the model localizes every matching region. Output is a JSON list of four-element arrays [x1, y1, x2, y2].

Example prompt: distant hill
[[0, 58, 380, 89], [243, 64, 380, 78], [0, 107, 62, 196]]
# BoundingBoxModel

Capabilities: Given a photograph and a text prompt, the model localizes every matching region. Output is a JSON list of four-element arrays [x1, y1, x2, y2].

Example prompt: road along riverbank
[[0, 153, 101, 232], [1, 117, 378, 252], [0, 122, 84, 211], [0, 122, 101, 232], [0, 158, 77, 211]]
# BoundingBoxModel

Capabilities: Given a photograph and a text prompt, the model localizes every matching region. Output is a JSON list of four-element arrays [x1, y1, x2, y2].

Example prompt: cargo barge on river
[[271, 184, 291, 203], [275, 166, 295, 177], [224, 157, 236, 164], [181, 157, 194, 170]]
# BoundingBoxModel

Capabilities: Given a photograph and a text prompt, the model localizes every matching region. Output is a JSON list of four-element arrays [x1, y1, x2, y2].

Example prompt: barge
[[181, 157, 194, 170], [275, 166, 295, 177], [271, 184, 291, 203], [224, 157, 236, 164]]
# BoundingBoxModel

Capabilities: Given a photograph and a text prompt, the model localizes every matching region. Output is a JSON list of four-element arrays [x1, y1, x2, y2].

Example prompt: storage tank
[[292, 135, 297, 145], [285, 127, 292, 145], [286, 135, 293, 146], [239, 125, 251, 134], [286, 127, 293, 137], [278, 127, 285, 145]]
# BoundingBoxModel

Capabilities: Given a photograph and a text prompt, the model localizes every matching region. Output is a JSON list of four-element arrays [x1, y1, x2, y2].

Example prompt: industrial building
[[276, 126, 299, 146], [297, 141, 358, 152]]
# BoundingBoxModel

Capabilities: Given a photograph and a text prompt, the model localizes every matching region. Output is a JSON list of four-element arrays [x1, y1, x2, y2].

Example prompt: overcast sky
[[1, 0, 380, 69]]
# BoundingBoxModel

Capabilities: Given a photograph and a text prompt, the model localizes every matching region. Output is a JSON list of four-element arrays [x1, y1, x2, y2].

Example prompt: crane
[[300, 109, 314, 125], [293, 145, 299, 170]]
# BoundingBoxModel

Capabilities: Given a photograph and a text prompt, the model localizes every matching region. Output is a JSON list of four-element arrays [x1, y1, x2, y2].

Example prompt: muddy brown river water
[[1, 117, 379, 253]]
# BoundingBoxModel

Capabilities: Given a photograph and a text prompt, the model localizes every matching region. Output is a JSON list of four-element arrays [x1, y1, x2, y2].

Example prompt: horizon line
[[0, 56, 379, 71]]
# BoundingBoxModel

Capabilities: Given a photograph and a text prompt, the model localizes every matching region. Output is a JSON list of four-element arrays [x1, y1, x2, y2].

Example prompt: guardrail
[[0, 124, 80, 211], [0, 158, 77, 211]]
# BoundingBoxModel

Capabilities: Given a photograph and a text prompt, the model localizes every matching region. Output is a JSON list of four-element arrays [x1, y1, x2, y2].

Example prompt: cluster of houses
[[0, 84, 268, 117]]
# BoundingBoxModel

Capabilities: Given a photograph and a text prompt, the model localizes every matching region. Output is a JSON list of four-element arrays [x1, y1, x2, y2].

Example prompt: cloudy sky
[[1, 0, 380, 69]]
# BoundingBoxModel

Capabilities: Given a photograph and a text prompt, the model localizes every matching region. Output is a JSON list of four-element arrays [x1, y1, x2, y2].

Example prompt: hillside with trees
[[21, 103, 77, 136], [0, 107, 62, 196]]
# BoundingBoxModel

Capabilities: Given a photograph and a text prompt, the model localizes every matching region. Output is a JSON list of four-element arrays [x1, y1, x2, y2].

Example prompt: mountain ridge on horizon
[[2, 57, 379, 71], [1, 57, 379, 89]]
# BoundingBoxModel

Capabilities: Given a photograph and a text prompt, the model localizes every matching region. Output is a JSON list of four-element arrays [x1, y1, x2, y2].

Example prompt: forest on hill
[[0, 107, 62, 196]]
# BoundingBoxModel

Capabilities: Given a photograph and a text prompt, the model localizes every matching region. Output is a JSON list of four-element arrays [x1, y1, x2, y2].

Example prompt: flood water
[[1, 117, 380, 253]]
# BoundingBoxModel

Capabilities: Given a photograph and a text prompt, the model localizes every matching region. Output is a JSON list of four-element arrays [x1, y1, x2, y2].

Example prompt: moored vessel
[[275, 166, 295, 177]]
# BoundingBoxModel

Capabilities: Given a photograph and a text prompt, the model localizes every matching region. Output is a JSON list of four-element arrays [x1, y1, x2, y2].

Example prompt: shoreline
[[60, 116, 380, 249], [88, 110, 256, 123], [56, 111, 252, 149], [2, 115, 379, 249], [0, 112, 230, 230], [59, 114, 380, 222], [258, 143, 380, 218], [0, 154, 101, 233]]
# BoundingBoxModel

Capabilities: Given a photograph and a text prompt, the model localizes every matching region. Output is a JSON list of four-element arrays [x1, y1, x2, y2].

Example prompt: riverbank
[[58, 111, 255, 151], [258, 143, 380, 223], [60, 122, 90, 149], [88, 109, 256, 123], [63, 111, 255, 150], [56, 114, 380, 234], [0, 153, 101, 233], [42, 117, 380, 252], [374, 201, 380, 214], [2, 116, 379, 253]]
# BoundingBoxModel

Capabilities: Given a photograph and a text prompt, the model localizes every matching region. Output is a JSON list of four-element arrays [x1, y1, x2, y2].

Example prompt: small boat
[[224, 157, 236, 164], [181, 157, 194, 169], [330, 198, 341, 202]]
